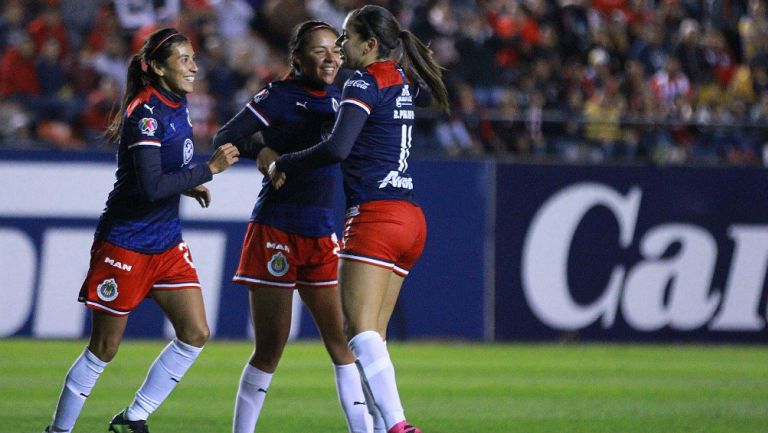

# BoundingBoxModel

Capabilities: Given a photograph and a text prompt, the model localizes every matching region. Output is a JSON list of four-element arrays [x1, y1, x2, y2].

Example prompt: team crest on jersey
[[139, 118, 158, 136], [97, 278, 119, 302], [183, 138, 194, 165], [267, 252, 289, 277], [332, 98, 339, 112], [253, 89, 269, 104]]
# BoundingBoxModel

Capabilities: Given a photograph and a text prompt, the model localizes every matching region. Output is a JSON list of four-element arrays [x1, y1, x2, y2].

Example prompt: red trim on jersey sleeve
[[340, 98, 371, 114], [366, 60, 409, 89]]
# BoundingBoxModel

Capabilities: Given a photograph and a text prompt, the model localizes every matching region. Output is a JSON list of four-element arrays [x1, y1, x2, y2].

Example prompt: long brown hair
[[105, 28, 189, 143], [346, 5, 450, 112]]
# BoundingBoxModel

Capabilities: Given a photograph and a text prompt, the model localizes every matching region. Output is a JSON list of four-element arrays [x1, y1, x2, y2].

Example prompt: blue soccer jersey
[[236, 79, 341, 236], [338, 60, 418, 206], [96, 85, 211, 253]]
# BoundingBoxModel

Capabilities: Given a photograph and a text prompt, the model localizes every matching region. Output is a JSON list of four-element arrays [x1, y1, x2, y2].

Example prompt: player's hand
[[257, 147, 279, 176], [208, 143, 240, 174], [183, 185, 211, 208], [268, 161, 286, 189]]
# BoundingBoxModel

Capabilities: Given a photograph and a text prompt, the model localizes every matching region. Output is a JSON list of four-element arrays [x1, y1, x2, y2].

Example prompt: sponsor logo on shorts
[[97, 278, 119, 302], [104, 256, 132, 271], [267, 252, 289, 277], [266, 242, 290, 253]]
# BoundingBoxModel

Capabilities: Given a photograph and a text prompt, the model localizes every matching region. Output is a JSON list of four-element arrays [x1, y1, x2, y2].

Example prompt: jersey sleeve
[[244, 84, 286, 128], [123, 104, 166, 150], [339, 72, 379, 116]]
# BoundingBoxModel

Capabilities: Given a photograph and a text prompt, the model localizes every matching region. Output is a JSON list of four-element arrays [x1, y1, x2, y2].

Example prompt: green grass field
[[1, 339, 767, 433]]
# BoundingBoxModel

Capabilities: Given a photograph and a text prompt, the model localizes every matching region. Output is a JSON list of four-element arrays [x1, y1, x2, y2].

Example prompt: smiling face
[[155, 41, 197, 95], [337, 14, 374, 69], [296, 28, 341, 87]]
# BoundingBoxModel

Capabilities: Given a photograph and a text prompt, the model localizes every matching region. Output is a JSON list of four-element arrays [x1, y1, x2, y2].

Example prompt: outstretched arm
[[274, 104, 368, 173]]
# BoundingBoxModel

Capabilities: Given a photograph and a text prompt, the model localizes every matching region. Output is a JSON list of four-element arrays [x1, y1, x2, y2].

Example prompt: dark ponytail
[[398, 29, 450, 112], [348, 5, 450, 113], [105, 28, 189, 143]]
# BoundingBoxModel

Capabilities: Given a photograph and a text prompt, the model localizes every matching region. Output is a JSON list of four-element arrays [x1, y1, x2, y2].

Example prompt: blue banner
[[494, 164, 768, 342], [0, 151, 489, 341]]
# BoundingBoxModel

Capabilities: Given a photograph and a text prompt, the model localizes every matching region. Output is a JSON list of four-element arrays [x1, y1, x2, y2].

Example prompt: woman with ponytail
[[213, 20, 373, 433], [43, 28, 239, 433], [268, 6, 450, 433]]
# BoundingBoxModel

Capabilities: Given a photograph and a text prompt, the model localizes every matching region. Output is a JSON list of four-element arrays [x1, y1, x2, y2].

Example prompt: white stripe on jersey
[[247, 104, 271, 126], [127, 141, 162, 149], [341, 99, 371, 115]]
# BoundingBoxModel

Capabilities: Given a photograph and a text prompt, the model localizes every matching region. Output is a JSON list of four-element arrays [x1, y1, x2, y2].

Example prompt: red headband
[[149, 32, 181, 57]]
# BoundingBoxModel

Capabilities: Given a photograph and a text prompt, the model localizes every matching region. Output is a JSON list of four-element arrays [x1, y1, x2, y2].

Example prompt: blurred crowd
[[2, 0, 768, 165]]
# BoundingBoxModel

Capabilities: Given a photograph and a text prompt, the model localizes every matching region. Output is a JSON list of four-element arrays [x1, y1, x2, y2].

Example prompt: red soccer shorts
[[233, 222, 339, 289], [339, 200, 427, 277], [78, 240, 201, 316]]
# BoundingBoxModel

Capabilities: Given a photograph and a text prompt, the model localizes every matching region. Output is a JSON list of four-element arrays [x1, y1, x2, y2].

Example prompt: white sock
[[334, 363, 373, 433], [126, 338, 203, 421], [50, 348, 108, 432], [349, 331, 405, 431], [357, 362, 387, 433], [232, 364, 273, 433]]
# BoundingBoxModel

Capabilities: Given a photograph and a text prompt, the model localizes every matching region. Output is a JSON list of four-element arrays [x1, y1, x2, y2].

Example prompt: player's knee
[[88, 339, 120, 362], [177, 324, 210, 348]]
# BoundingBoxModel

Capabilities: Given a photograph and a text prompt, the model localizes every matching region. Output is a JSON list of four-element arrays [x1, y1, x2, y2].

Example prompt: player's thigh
[[377, 273, 405, 339], [249, 286, 294, 352], [153, 288, 209, 346], [339, 260, 393, 335], [298, 285, 354, 362]]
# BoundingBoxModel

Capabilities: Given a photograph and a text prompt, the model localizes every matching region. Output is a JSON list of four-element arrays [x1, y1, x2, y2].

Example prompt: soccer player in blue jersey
[[268, 6, 450, 433], [42, 28, 239, 433], [213, 20, 372, 433]]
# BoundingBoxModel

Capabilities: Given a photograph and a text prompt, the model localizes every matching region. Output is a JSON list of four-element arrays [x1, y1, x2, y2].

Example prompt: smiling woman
[[211, 20, 375, 433], [40, 28, 240, 433]]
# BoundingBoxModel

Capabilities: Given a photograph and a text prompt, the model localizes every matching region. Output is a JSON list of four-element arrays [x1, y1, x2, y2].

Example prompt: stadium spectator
[[2, 0, 768, 166]]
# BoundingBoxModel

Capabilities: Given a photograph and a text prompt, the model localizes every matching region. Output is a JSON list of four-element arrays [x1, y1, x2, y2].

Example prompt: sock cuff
[[83, 348, 108, 371], [242, 364, 273, 387], [172, 338, 204, 358], [333, 362, 360, 377], [348, 330, 382, 350]]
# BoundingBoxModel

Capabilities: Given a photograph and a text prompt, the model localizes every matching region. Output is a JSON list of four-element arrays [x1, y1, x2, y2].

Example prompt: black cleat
[[108, 408, 150, 433]]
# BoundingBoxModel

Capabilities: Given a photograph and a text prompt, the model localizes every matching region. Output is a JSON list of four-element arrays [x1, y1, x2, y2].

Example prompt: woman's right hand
[[268, 161, 286, 189], [257, 146, 279, 176], [208, 143, 240, 174]]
